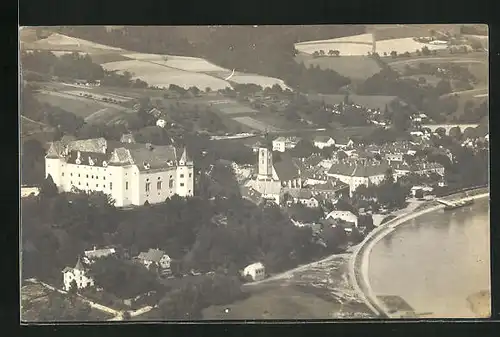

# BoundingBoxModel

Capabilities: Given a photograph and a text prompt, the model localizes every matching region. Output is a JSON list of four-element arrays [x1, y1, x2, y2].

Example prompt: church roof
[[74, 257, 85, 271]]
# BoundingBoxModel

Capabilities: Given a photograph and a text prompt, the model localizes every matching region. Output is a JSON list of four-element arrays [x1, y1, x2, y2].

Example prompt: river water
[[368, 198, 490, 318]]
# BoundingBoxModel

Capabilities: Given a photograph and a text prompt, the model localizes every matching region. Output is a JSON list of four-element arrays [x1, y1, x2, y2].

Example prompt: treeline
[[53, 26, 361, 94], [21, 50, 149, 88]]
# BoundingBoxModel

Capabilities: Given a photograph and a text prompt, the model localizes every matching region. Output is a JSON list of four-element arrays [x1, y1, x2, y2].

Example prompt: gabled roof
[[137, 248, 166, 263], [313, 135, 333, 143], [84, 248, 116, 260], [74, 257, 85, 271]]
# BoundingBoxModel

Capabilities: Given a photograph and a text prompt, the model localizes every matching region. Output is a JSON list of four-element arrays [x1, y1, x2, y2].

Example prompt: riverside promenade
[[349, 188, 489, 318]]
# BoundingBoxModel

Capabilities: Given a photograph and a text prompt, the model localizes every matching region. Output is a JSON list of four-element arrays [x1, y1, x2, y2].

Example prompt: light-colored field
[[28, 33, 124, 52], [124, 53, 228, 72], [295, 53, 382, 80], [297, 33, 374, 45], [296, 42, 373, 56], [84, 107, 134, 125], [375, 38, 448, 55], [232, 116, 282, 132], [296, 34, 448, 56], [229, 74, 291, 89], [101, 60, 232, 90]]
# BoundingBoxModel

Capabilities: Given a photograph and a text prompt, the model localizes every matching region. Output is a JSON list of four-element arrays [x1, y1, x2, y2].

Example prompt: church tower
[[257, 145, 273, 181]]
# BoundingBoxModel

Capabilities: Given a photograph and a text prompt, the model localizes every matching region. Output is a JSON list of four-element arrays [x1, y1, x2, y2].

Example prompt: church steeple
[[74, 256, 85, 271]]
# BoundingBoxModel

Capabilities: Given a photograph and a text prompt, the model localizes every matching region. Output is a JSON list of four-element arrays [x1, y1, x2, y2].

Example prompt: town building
[[62, 257, 94, 291], [327, 160, 389, 196], [313, 136, 336, 149], [83, 247, 116, 265], [283, 188, 320, 208], [325, 210, 358, 227], [156, 119, 167, 128], [45, 136, 194, 207], [253, 145, 302, 204], [272, 136, 301, 152], [135, 249, 171, 274], [242, 262, 266, 281]]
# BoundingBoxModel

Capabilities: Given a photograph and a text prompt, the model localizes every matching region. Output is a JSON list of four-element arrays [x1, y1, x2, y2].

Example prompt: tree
[[333, 50, 340, 57], [449, 126, 463, 141], [40, 174, 58, 199], [319, 50, 325, 56], [328, 50, 335, 56], [435, 127, 447, 137], [312, 51, 320, 58], [390, 51, 398, 58], [436, 80, 452, 96], [421, 46, 431, 56]]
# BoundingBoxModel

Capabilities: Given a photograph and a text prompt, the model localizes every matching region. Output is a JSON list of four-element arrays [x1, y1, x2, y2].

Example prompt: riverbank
[[351, 189, 489, 318]]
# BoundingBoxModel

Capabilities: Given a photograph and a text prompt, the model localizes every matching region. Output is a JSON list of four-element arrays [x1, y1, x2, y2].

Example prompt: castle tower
[[257, 145, 273, 181]]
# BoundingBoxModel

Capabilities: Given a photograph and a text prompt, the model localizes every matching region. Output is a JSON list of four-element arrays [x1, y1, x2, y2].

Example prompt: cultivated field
[[101, 60, 232, 90], [366, 24, 462, 41], [22, 32, 293, 91], [295, 33, 448, 56], [232, 116, 282, 132], [34, 91, 108, 118], [228, 74, 292, 90], [295, 53, 382, 81], [24, 33, 125, 53], [123, 53, 228, 72]]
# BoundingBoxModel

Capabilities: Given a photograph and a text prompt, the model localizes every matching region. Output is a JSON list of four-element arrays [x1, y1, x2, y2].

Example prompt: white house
[[272, 136, 300, 152], [313, 136, 335, 149], [326, 210, 358, 227], [45, 137, 194, 207], [83, 247, 116, 265], [135, 248, 171, 272], [62, 257, 94, 291], [242, 262, 266, 281], [156, 119, 167, 128], [21, 186, 40, 198], [327, 160, 389, 196]]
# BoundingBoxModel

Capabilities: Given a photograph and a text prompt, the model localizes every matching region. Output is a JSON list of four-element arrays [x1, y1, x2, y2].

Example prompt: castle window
[[125, 182, 128, 190], [96, 184, 99, 188], [96, 176, 99, 179], [180, 174, 184, 178], [92, 175, 94, 179], [189, 173, 192, 178], [169, 179, 173, 188], [103, 176, 106, 180], [86, 174, 89, 178], [146, 182, 151, 192], [70, 173, 73, 177], [180, 183, 185, 187], [62, 172, 64, 177], [78, 174, 80, 177], [110, 182, 113, 190], [157, 181, 162, 190]]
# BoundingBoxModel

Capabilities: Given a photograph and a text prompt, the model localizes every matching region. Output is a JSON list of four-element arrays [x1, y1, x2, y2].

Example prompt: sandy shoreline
[[352, 190, 490, 318]]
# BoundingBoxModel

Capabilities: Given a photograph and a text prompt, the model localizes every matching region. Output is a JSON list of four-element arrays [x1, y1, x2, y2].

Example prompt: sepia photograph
[[19, 24, 489, 322]]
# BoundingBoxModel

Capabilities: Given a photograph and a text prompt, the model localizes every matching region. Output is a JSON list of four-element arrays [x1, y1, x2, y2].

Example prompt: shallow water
[[368, 198, 490, 318]]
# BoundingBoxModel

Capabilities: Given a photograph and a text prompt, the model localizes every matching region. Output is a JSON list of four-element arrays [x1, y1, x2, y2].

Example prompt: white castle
[[45, 135, 194, 207]]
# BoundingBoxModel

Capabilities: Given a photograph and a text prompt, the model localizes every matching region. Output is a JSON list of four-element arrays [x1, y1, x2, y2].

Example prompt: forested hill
[[50, 26, 367, 94]]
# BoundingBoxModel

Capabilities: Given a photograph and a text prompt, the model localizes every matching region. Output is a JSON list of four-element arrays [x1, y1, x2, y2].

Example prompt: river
[[368, 198, 490, 318]]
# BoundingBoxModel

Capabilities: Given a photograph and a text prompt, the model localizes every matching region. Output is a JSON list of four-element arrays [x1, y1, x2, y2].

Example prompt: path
[[20, 115, 48, 127], [440, 87, 487, 98], [24, 278, 154, 321], [388, 56, 487, 66]]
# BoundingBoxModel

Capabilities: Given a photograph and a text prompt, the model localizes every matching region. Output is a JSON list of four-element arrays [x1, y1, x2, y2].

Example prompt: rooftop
[[137, 248, 166, 263]]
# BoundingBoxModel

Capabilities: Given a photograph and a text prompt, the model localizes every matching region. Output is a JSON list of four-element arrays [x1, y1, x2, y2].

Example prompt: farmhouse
[[62, 257, 94, 291], [327, 160, 389, 196], [272, 136, 301, 152], [45, 137, 194, 207], [242, 262, 266, 282], [283, 188, 320, 208], [313, 136, 335, 149], [135, 249, 171, 274], [83, 246, 116, 265], [326, 210, 358, 227]]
